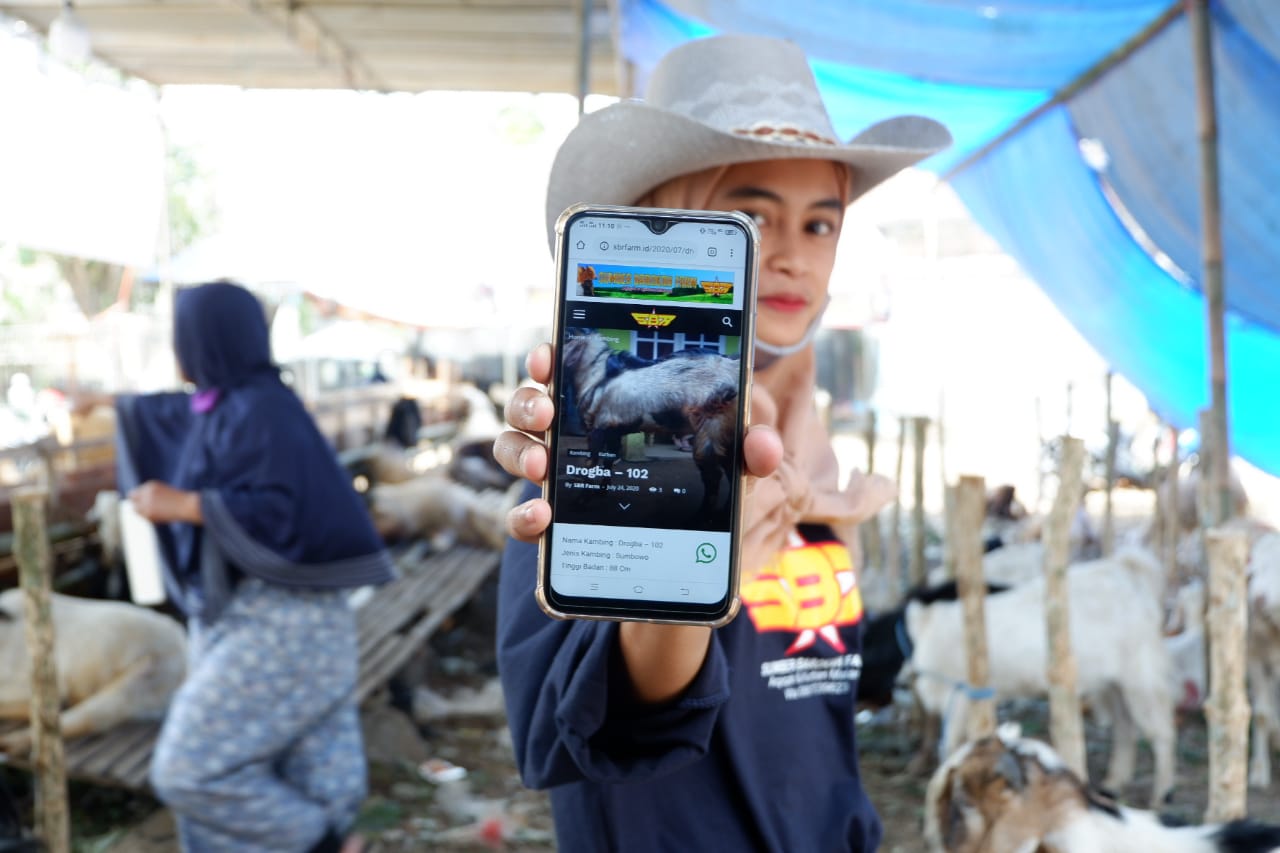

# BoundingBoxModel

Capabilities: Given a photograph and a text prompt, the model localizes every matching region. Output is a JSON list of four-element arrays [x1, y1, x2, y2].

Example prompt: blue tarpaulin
[[620, 0, 1280, 477]]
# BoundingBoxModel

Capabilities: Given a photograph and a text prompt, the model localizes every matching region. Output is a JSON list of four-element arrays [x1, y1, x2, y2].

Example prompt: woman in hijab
[[491, 35, 949, 852], [118, 281, 393, 853]]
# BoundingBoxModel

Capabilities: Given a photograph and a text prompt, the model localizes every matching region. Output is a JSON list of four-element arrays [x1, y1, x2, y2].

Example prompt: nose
[[763, 227, 806, 277]]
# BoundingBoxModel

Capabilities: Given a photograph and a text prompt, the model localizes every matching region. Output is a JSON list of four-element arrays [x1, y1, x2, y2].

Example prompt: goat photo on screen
[[554, 327, 742, 531]]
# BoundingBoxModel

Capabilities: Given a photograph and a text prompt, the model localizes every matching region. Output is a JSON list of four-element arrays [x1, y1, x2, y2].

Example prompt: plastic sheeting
[[620, 0, 1280, 476], [1069, 6, 1280, 331], [660, 0, 1175, 88], [619, 0, 1050, 172], [952, 108, 1280, 478]]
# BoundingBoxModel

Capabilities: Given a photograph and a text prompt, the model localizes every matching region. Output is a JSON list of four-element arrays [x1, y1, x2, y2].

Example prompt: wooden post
[[909, 416, 928, 589], [1101, 371, 1118, 556], [889, 416, 906, 593], [942, 483, 958, 580], [1034, 396, 1045, 512], [1043, 436, 1087, 779], [1198, 408, 1216, 530], [12, 487, 70, 853], [860, 409, 884, 574], [937, 393, 949, 503], [954, 475, 996, 742], [1203, 527, 1251, 822], [1065, 381, 1074, 435], [1188, 0, 1233, 530], [1164, 424, 1181, 582]]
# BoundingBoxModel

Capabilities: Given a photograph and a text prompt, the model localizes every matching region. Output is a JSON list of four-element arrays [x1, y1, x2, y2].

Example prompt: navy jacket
[[497, 485, 881, 852], [115, 282, 395, 620]]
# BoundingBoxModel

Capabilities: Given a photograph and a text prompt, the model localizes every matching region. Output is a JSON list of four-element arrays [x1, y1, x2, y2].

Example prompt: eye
[[807, 218, 838, 237]]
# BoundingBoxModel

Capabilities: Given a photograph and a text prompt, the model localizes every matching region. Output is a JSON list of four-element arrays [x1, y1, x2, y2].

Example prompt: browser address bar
[[593, 239, 697, 258]]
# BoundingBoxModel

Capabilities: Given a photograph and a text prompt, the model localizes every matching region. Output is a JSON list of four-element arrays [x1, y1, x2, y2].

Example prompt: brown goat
[[924, 729, 1280, 853]]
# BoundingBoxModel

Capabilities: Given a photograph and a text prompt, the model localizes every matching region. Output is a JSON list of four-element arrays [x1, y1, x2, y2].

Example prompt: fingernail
[[522, 397, 537, 419]]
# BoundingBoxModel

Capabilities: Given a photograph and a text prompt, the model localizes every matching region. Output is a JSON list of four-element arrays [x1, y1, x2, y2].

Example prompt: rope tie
[[911, 668, 996, 762]]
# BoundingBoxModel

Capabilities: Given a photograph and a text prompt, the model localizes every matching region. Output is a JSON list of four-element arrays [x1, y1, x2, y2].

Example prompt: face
[[703, 159, 846, 349]]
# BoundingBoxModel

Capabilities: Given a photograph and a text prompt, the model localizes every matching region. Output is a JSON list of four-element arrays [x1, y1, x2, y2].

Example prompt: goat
[[560, 330, 741, 511], [1247, 532, 1280, 788], [0, 589, 187, 756], [925, 728, 1280, 853], [899, 547, 1176, 805], [368, 474, 520, 552]]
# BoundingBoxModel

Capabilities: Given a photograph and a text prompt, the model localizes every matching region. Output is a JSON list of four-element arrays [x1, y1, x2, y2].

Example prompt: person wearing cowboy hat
[[493, 34, 950, 852]]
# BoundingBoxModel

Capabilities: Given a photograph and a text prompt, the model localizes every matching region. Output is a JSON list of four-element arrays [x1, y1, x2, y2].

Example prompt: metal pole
[[576, 0, 592, 116], [1187, 0, 1232, 527]]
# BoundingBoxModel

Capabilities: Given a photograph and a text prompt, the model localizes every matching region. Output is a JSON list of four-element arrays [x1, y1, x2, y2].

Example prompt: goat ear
[[940, 768, 972, 851], [995, 749, 1026, 792]]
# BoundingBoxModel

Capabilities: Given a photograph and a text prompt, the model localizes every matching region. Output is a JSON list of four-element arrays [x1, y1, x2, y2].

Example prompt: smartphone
[[537, 203, 760, 626]]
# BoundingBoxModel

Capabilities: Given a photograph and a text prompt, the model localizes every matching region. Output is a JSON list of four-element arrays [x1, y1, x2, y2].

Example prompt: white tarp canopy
[[0, 31, 165, 266]]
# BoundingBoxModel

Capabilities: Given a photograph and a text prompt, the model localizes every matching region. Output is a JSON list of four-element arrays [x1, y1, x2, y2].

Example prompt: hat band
[[732, 121, 837, 147]]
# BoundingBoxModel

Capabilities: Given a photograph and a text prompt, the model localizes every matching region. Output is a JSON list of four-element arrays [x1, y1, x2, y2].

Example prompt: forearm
[[618, 621, 712, 704], [176, 490, 204, 524]]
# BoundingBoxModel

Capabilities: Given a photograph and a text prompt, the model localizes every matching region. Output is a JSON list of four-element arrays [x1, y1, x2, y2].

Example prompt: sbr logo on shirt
[[740, 536, 863, 655]]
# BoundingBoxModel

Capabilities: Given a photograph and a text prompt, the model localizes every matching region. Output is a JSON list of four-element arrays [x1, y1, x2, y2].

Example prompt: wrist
[[180, 490, 204, 524]]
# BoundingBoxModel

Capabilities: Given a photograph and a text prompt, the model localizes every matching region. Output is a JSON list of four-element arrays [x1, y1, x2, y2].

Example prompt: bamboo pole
[[1164, 424, 1181, 582], [1102, 371, 1118, 556], [909, 417, 929, 589], [1203, 527, 1250, 822], [942, 1, 1185, 181], [12, 486, 70, 853], [861, 409, 884, 574], [1199, 408, 1216, 531], [890, 416, 906, 593], [1034, 396, 1045, 512], [1043, 436, 1087, 779], [1065, 381, 1074, 436], [954, 475, 996, 742], [937, 393, 948, 501], [1188, 0, 1232, 528], [943, 483, 958, 581]]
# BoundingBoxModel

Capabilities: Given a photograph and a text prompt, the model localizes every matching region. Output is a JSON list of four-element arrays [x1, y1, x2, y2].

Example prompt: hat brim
[[545, 101, 952, 250]]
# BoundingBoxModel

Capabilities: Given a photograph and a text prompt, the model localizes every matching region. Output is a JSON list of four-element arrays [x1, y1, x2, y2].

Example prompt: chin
[[755, 322, 810, 351]]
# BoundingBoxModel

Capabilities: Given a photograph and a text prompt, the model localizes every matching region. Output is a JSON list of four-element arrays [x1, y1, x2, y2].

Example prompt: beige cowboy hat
[[545, 33, 952, 247]]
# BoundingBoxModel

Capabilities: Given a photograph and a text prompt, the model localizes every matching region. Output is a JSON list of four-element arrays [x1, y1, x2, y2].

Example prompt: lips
[[759, 294, 809, 313]]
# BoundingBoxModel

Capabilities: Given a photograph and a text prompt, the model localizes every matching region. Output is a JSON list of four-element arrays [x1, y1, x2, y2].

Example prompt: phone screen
[[540, 206, 757, 623]]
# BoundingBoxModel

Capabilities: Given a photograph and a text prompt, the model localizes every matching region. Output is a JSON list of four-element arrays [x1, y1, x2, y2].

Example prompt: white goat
[[0, 589, 187, 756], [906, 546, 1176, 805], [368, 474, 519, 552], [1247, 532, 1280, 788], [925, 728, 1280, 853]]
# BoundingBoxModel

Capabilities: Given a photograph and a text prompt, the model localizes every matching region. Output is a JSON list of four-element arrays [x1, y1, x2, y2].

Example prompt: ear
[[995, 749, 1026, 792], [937, 766, 972, 852]]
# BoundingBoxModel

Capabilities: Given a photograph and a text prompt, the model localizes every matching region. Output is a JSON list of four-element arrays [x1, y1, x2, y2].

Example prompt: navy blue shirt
[[497, 494, 881, 852]]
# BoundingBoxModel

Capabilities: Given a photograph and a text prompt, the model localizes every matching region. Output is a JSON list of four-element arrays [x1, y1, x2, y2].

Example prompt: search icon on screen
[[721, 316, 733, 328]]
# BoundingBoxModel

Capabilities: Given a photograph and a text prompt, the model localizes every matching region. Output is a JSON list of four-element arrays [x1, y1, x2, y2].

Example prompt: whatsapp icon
[[695, 543, 717, 564]]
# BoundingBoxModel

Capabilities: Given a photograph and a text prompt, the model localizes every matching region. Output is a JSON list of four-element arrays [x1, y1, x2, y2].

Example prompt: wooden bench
[[2, 543, 500, 791]]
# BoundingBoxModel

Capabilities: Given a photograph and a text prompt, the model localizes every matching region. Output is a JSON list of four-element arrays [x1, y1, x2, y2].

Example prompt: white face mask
[[753, 294, 830, 368]]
